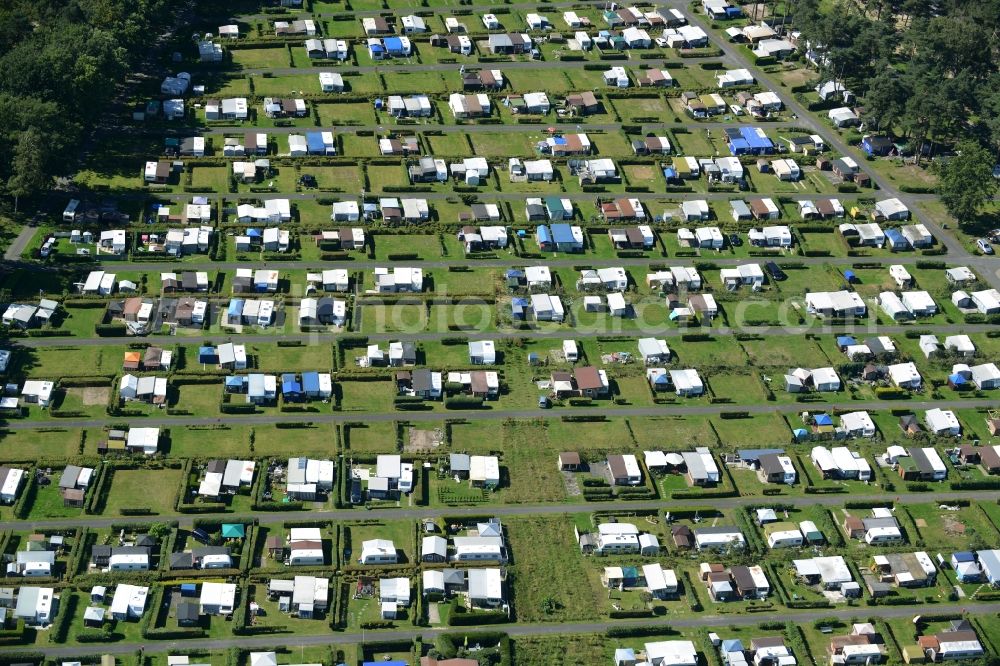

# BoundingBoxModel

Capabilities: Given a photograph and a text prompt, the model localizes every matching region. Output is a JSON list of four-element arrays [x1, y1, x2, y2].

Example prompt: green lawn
[[230, 47, 291, 69], [26, 479, 83, 519], [343, 421, 397, 453], [506, 516, 603, 623], [103, 468, 181, 515]]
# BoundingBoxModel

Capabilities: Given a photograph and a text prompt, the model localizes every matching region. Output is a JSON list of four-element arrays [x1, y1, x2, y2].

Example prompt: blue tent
[[246, 228, 262, 238], [884, 228, 907, 249], [814, 413, 833, 426], [225, 376, 246, 392], [281, 373, 303, 399], [721, 639, 744, 653], [180, 583, 197, 596], [740, 126, 774, 154], [843, 270, 857, 283], [792, 428, 809, 440], [227, 299, 244, 318], [728, 138, 751, 155], [535, 224, 552, 246], [550, 223, 576, 246], [949, 374, 967, 386], [306, 131, 325, 154], [302, 371, 320, 395], [384, 36, 403, 53], [511, 298, 529, 319], [369, 43, 385, 56], [836, 335, 856, 348], [198, 346, 217, 364]]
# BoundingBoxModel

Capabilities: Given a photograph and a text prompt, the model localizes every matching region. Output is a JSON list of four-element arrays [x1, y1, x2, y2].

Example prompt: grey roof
[[412, 368, 433, 392], [13, 587, 48, 619], [737, 448, 785, 463], [450, 453, 471, 472], [694, 525, 741, 535], [442, 569, 466, 586], [681, 451, 709, 480], [907, 447, 935, 475], [177, 600, 200, 622], [59, 465, 82, 489], [193, 546, 229, 559], [423, 536, 447, 558], [468, 568, 498, 600], [862, 517, 899, 530], [758, 453, 787, 475], [170, 552, 193, 569]]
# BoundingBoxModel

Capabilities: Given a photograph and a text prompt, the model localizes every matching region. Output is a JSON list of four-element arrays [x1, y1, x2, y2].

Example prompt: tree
[[862, 65, 909, 131], [147, 522, 171, 540], [6, 127, 48, 211], [936, 140, 998, 224]]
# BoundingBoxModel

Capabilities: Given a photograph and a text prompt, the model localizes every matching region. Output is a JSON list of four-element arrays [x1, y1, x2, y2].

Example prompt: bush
[[95, 323, 127, 337], [445, 397, 484, 409]]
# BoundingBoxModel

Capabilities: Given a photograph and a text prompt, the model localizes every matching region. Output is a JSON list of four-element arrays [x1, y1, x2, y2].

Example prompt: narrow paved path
[[11, 322, 1000, 348], [0, 488, 995, 532], [11, 601, 1000, 657], [3, 397, 995, 431]]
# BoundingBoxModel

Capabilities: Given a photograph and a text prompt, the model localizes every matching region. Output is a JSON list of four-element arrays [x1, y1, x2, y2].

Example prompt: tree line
[[793, 0, 999, 223], [0, 0, 172, 205]]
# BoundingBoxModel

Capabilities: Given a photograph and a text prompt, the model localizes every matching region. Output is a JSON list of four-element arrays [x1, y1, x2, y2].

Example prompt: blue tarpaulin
[[306, 131, 325, 154], [302, 371, 320, 394]]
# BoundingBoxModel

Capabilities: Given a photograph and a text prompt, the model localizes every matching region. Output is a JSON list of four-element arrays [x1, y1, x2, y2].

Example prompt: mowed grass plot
[[740, 335, 831, 368], [628, 415, 718, 449], [309, 164, 365, 191], [165, 425, 251, 458], [501, 421, 567, 504], [425, 132, 472, 156], [711, 413, 792, 447], [469, 132, 543, 157], [104, 468, 181, 515], [507, 516, 602, 622], [230, 47, 289, 69], [344, 421, 398, 453], [317, 102, 376, 125], [365, 164, 410, 190], [1, 428, 86, 460]]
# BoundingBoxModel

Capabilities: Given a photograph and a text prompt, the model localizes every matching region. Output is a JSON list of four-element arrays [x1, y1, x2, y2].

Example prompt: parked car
[[977, 238, 994, 255], [765, 261, 786, 281], [728, 233, 742, 247]]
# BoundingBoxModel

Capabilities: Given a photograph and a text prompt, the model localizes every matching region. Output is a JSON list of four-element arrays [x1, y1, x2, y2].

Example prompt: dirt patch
[[625, 165, 657, 182], [406, 428, 443, 453], [942, 514, 966, 536], [777, 67, 814, 88], [77, 387, 110, 406], [914, 518, 928, 528]]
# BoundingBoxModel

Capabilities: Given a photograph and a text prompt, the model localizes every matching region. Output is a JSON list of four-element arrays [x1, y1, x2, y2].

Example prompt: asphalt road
[[13, 600, 1000, 657], [11, 322, 1000, 349], [2, 227, 37, 262], [676, 0, 993, 287], [2, 487, 997, 533], [238, 0, 655, 21], [3, 398, 996, 431], [236, 52, 727, 77]]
